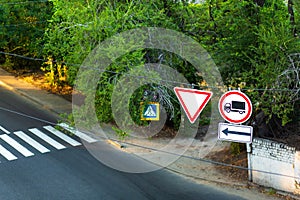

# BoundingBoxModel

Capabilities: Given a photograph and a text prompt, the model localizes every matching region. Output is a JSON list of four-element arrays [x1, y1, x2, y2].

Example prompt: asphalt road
[[0, 86, 245, 200]]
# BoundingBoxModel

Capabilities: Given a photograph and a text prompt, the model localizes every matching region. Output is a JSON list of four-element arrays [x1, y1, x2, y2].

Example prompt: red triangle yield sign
[[174, 87, 213, 124]]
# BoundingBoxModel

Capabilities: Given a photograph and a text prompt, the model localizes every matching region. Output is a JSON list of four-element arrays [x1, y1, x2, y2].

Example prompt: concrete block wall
[[251, 138, 295, 164], [248, 138, 299, 193]]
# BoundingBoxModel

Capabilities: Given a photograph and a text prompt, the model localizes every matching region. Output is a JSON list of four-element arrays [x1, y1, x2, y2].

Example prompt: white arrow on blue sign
[[218, 123, 253, 143]]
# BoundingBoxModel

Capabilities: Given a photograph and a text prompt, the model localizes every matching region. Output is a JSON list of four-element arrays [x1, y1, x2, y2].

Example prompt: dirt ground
[[207, 146, 248, 182], [15, 70, 73, 101]]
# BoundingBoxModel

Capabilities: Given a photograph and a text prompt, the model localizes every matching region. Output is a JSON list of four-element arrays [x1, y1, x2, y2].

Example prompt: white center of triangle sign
[[174, 87, 212, 124]]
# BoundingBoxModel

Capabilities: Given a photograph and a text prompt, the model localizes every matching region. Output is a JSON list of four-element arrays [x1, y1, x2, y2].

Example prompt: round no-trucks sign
[[218, 90, 252, 124]]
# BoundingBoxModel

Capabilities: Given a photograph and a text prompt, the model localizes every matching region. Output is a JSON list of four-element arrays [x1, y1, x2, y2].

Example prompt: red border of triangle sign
[[174, 87, 213, 124]]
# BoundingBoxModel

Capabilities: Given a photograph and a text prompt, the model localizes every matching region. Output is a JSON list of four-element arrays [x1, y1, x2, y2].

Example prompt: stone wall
[[248, 138, 300, 193]]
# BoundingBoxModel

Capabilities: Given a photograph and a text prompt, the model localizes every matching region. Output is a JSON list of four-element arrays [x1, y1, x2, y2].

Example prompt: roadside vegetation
[[1, 0, 300, 143]]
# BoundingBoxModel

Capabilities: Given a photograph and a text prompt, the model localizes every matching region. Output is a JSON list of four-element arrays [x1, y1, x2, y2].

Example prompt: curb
[[277, 191, 300, 200], [0, 73, 72, 118], [0, 80, 14, 91], [166, 167, 249, 188], [106, 139, 125, 149], [0, 79, 59, 115], [0, 79, 43, 107], [167, 168, 300, 200]]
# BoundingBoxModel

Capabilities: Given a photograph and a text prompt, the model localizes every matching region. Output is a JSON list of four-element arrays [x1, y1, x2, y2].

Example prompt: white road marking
[[0, 126, 10, 134], [58, 123, 98, 143], [0, 144, 17, 161], [29, 128, 66, 150], [43, 126, 81, 147], [0, 134, 34, 157], [14, 131, 50, 154]]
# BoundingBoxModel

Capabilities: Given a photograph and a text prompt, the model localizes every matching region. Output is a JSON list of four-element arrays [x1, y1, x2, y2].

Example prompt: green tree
[[0, 0, 52, 70], [44, 0, 300, 137], [43, 0, 205, 128], [205, 0, 300, 128]]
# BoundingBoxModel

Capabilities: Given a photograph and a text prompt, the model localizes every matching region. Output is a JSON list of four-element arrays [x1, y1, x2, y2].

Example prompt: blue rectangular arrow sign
[[218, 123, 253, 143]]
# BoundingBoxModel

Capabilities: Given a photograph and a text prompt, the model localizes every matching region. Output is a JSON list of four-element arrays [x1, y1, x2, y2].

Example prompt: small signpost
[[174, 87, 213, 124], [140, 102, 160, 121], [218, 90, 253, 143]]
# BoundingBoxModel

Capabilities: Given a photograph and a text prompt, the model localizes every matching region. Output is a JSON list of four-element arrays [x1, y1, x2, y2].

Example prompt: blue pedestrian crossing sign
[[141, 102, 160, 121]]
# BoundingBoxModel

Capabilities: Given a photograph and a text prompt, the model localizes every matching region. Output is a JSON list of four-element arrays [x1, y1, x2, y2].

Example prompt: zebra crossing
[[0, 124, 98, 162]]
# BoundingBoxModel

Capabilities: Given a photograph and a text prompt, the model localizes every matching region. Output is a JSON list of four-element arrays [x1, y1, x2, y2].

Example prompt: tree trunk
[[288, 0, 297, 36], [253, 0, 264, 7]]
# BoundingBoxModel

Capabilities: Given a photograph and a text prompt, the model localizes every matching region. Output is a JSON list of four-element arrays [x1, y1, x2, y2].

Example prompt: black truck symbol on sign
[[224, 101, 246, 114]]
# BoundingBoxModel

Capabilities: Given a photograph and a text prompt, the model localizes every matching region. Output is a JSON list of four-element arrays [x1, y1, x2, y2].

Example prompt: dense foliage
[[0, 0, 52, 70], [1, 0, 300, 138]]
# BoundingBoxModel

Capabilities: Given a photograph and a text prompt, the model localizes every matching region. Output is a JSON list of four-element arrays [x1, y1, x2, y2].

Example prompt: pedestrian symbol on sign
[[144, 105, 156, 117], [140, 102, 160, 121]]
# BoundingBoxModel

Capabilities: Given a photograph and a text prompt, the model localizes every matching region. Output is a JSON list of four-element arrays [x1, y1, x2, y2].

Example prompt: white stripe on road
[[0, 144, 17, 161], [58, 123, 98, 143], [29, 128, 66, 150], [14, 131, 50, 154], [43, 126, 81, 147], [0, 134, 34, 157], [0, 126, 10, 134]]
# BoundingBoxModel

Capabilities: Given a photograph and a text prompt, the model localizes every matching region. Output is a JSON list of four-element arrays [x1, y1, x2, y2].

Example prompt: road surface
[[0, 85, 245, 200]]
